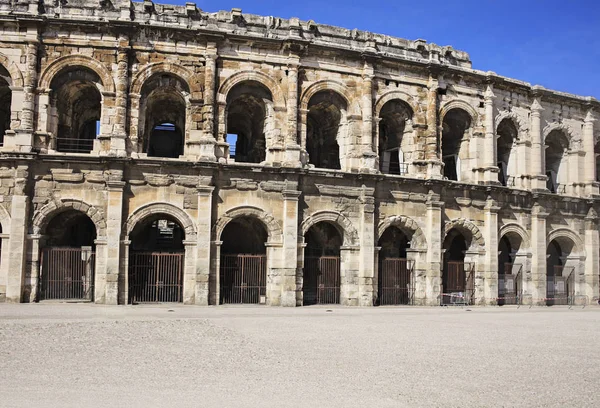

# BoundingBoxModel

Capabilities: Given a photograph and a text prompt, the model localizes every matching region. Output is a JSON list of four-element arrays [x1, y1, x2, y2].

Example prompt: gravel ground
[[0, 304, 599, 408]]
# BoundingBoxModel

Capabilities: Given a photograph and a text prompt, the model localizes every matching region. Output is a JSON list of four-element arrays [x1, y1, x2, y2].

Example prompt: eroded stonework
[[0, 0, 598, 306]]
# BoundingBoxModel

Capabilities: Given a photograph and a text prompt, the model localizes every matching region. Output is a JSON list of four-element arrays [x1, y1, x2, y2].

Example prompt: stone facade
[[0, 0, 598, 306]]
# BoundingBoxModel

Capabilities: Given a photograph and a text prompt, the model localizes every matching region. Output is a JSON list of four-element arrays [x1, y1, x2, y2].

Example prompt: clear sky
[[166, 0, 600, 98]]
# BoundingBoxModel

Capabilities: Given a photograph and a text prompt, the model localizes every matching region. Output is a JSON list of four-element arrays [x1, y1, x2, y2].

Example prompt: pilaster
[[110, 36, 129, 156], [530, 202, 548, 305], [483, 85, 499, 184], [195, 184, 214, 305], [6, 169, 29, 302], [583, 109, 598, 196], [425, 191, 444, 304], [198, 43, 218, 161], [424, 74, 443, 178], [358, 186, 376, 306], [360, 59, 377, 172], [530, 98, 547, 191], [281, 188, 301, 306], [584, 207, 599, 302], [103, 179, 124, 305], [483, 197, 500, 304], [284, 56, 301, 167]]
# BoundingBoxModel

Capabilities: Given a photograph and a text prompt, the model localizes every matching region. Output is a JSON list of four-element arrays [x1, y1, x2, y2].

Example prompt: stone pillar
[[583, 110, 598, 196], [373, 246, 381, 304], [530, 98, 546, 191], [530, 203, 548, 305], [425, 191, 444, 305], [340, 246, 360, 306], [182, 239, 198, 304], [111, 37, 129, 156], [0, 232, 10, 301], [584, 208, 599, 302], [210, 241, 222, 305], [407, 248, 427, 305], [483, 198, 499, 304], [425, 75, 443, 178], [200, 43, 218, 161], [360, 60, 377, 172], [483, 85, 498, 184], [6, 189, 29, 302], [119, 239, 130, 304], [281, 189, 301, 306], [195, 185, 214, 305], [103, 180, 124, 305], [358, 187, 375, 306], [284, 59, 301, 167]]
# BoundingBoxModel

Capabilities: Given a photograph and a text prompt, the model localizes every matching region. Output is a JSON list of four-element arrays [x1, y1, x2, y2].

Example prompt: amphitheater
[[0, 0, 597, 307]]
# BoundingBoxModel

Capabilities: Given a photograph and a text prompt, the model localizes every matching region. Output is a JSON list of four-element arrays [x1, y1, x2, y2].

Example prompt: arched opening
[[545, 129, 569, 193], [50, 67, 102, 154], [219, 217, 268, 304], [497, 118, 518, 186], [546, 238, 575, 306], [225, 81, 273, 163], [497, 233, 524, 305], [140, 74, 187, 158], [441, 229, 474, 305], [378, 100, 413, 175], [0, 65, 12, 147], [303, 222, 342, 305], [128, 215, 185, 303], [377, 226, 412, 305], [306, 91, 347, 170], [442, 108, 472, 181], [40, 210, 97, 301]]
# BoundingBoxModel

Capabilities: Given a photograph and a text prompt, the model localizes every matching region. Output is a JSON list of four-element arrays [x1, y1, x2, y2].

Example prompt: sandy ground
[[0, 304, 599, 408]]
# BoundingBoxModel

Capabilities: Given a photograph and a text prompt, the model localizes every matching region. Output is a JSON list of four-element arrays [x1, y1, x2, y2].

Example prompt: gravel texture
[[0, 304, 599, 408]]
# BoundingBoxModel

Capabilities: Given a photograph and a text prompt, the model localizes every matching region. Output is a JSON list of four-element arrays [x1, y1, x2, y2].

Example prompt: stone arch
[[547, 227, 585, 256], [495, 111, 529, 140], [439, 99, 479, 124], [443, 218, 485, 249], [498, 222, 531, 251], [214, 206, 283, 244], [124, 203, 196, 239], [543, 123, 577, 145], [32, 199, 107, 237], [0, 52, 23, 87], [300, 79, 362, 116], [130, 62, 196, 95], [301, 210, 359, 246], [374, 90, 421, 118], [39, 55, 115, 93], [0, 204, 10, 232], [377, 215, 427, 249], [217, 70, 286, 110]]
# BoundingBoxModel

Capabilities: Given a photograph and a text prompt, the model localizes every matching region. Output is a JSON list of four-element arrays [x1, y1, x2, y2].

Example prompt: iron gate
[[442, 261, 475, 305], [40, 247, 95, 301], [303, 256, 340, 305], [220, 254, 267, 304], [546, 265, 572, 306], [378, 258, 414, 305], [128, 252, 184, 303], [498, 263, 521, 305]]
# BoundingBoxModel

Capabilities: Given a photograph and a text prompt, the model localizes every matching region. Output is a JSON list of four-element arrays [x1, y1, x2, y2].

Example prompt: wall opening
[[50, 67, 102, 154], [306, 90, 347, 170], [546, 238, 575, 306], [220, 217, 268, 304], [377, 226, 412, 305], [497, 118, 518, 186], [128, 215, 185, 303], [0, 65, 12, 147], [442, 108, 472, 181], [378, 100, 413, 175], [545, 129, 569, 193], [225, 81, 273, 164], [40, 210, 97, 301], [497, 233, 523, 305], [441, 229, 473, 305], [304, 221, 342, 305]]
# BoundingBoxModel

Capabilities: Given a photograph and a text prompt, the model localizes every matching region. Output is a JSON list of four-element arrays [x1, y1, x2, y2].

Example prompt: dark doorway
[[306, 91, 346, 170], [377, 227, 412, 305], [303, 222, 342, 305], [442, 229, 473, 305], [497, 235, 521, 305], [546, 239, 572, 306]]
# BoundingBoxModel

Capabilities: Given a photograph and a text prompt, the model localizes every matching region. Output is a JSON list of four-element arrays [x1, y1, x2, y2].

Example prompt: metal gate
[[546, 265, 572, 306], [128, 252, 184, 303], [220, 254, 267, 304], [40, 247, 95, 301], [378, 258, 414, 305], [498, 263, 522, 305], [442, 261, 475, 305], [303, 256, 340, 305]]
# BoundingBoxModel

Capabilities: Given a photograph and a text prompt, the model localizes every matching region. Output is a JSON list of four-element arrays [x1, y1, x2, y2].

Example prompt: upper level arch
[[0, 52, 23, 88], [218, 70, 286, 110], [374, 90, 420, 118], [300, 79, 361, 117], [130, 62, 195, 96], [439, 99, 478, 124], [543, 123, 578, 147], [495, 111, 528, 140], [39, 55, 115, 93]]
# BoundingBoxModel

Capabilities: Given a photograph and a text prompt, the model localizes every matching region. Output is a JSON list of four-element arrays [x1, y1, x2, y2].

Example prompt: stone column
[[182, 239, 198, 304], [6, 168, 29, 302], [195, 185, 214, 305], [360, 60, 377, 172], [284, 59, 302, 167], [340, 246, 360, 306], [200, 43, 218, 161], [530, 203, 548, 305], [281, 188, 301, 306], [530, 98, 546, 191], [407, 248, 427, 305], [425, 191, 444, 305], [584, 207, 599, 302], [483, 85, 498, 184], [111, 37, 129, 156], [103, 180, 124, 305], [210, 241, 222, 305], [425, 75, 443, 178], [583, 110, 597, 196], [119, 239, 130, 304], [483, 198, 499, 304], [358, 187, 375, 306]]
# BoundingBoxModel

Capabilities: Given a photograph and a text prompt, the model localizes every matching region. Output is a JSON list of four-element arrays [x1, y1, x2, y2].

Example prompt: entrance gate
[[128, 252, 184, 303], [442, 261, 475, 305], [304, 256, 340, 305], [220, 254, 267, 304], [498, 263, 521, 305], [379, 258, 413, 305], [40, 247, 95, 301], [547, 265, 572, 306]]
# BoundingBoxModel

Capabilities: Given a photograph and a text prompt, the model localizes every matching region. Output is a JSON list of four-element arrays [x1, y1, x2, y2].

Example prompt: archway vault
[[214, 206, 283, 244], [124, 202, 196, 239]]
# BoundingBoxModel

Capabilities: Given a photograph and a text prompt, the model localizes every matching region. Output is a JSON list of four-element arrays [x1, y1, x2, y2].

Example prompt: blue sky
[[167, 0, 600, 98]]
